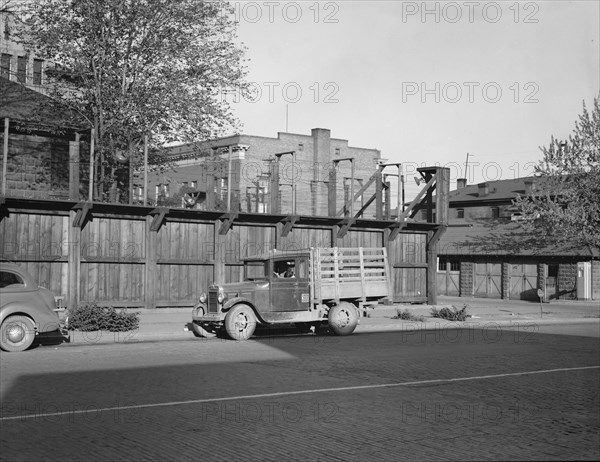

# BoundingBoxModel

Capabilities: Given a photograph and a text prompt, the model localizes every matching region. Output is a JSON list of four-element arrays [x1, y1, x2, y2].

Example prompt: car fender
[[0, 303, 60, 333]]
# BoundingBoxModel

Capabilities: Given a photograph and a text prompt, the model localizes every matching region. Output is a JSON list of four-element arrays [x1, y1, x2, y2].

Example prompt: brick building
[[145, 128, 384, 218], [1, 1, 49, 92], [433, 177, 599, 301]]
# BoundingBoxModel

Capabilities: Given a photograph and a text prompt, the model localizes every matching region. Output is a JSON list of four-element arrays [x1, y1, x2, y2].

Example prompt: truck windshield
[[244, 261, 268, 279]]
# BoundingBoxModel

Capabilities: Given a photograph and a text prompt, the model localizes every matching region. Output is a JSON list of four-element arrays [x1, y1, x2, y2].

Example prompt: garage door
[[474, 263, 502, 298], [509, 263, 538, 300]]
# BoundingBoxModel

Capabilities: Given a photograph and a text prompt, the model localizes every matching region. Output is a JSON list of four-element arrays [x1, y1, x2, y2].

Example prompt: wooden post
[[68, 210, 81, 310], [375, 168, 383, 220], [328, 164, 337, 217], [270, 158, 280, 214], [88, 128, 95, 202], [145, 216, 157, 309], [349, 160, 355, 217], [2, 117, 8, 196], [143, 134, 148, 206], [426, 229, 437, 305], [435, 167, 450, 225], [384, 179, 391, 219], [227, 146, 232, 211], [69, 133, 80, 200], [214, 219, 226, 284]]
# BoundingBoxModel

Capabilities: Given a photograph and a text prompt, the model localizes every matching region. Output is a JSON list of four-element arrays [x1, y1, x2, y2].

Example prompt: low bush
[[430, 304, 469, 321], [67, 304, 139, 332], [394, 308, 426, 322]]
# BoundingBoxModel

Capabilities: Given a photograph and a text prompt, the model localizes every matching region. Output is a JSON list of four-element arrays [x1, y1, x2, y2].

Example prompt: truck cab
[[191, 247, 390, 340]]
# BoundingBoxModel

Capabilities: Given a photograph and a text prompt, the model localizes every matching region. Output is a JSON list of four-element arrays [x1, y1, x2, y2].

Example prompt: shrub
[[394, 308, 426, 322], [430, 304, 469, 321], [67, 304, 139, 332]]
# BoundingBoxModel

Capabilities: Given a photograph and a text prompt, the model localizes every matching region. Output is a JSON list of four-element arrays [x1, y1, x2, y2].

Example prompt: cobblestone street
[[1, 325, 599, 461]]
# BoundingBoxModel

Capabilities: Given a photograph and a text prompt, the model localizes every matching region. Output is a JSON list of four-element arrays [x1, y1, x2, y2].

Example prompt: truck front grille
[[207, 290, 219, 313]]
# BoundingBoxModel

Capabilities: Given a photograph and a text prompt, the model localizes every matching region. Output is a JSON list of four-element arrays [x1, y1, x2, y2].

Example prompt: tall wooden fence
[[0, 198, 439, 309]]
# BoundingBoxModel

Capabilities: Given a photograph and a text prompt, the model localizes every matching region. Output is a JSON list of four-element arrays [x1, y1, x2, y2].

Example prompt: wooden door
[[474, 263, 502, 298]]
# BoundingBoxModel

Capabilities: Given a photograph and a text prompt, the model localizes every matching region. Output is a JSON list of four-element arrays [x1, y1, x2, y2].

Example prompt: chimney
[[456, 178, 467, 189], [477, 182, 489, 197], [524, 179, 536, 194]]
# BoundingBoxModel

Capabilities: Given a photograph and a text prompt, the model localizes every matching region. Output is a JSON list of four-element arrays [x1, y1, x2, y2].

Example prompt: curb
[[59, 315, 600, 346]]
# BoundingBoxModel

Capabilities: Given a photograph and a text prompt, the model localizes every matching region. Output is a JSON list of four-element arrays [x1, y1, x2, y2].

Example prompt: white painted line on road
[[2, 365, 599, 422]]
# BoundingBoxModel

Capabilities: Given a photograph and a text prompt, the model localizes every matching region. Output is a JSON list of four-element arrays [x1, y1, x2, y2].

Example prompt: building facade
[[144, 128, 383, 218], [433, 177, 599, 301], [1, 1, 49, 92]]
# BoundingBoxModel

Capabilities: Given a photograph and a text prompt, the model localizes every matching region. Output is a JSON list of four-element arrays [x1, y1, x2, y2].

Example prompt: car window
[[0, 271, 25, 289]]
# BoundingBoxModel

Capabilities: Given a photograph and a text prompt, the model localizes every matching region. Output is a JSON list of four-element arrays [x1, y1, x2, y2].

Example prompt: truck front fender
[[222, 297, 265, 323]]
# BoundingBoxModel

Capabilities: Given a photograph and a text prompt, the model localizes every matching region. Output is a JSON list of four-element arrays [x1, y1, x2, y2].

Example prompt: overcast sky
[[224, 0, 599, 199]]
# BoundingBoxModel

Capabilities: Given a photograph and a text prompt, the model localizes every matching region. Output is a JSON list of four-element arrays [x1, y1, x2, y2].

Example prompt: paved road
[[1, 324, 599, 461]]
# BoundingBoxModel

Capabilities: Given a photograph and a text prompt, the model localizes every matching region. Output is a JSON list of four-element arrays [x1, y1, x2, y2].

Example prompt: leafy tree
[[16, 0, 247, 202], [515, 95, 600, 250]]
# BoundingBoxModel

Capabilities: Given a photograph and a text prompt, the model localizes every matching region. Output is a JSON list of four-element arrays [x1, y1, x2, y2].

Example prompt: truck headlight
[[217, 289, 225, 303], [199, 292, 207, 303]]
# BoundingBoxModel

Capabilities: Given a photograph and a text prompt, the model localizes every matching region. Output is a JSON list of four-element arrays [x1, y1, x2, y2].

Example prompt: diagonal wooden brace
[[72, 202, 93, 229], [218, 212, 238, 235]]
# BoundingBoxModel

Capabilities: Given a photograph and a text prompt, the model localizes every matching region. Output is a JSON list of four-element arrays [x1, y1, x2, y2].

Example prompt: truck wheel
[[191, 322, 217, 339], [225, 305, 257, 341], [0, 315, 36, 352], [328, 302, 359, 336]]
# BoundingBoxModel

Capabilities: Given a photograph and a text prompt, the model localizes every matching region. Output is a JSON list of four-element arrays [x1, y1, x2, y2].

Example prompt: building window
[[456, 208, 464, 219], [190, 181, 197, 189], [17, 56, 27, 83], [491, 207, 500, 219], [33, 59, 43, 85], [335, 147, 340, 156], [3, 16, 10, 40], [0, 54, 10, 79], [438, 258, 446, 271], [298, 143, 304, 151], [439, 259, 460, 272]]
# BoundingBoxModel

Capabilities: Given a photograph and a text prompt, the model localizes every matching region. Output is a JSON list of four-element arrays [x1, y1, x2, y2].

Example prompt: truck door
[[270, 258, 310, 312]]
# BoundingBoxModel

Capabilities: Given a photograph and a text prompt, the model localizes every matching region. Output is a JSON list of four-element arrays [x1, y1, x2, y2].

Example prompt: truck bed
[[310, 247, 391, 303]]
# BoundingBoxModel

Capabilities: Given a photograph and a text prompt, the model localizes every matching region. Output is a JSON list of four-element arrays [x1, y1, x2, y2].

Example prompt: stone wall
[[0, 133, 71, 199]]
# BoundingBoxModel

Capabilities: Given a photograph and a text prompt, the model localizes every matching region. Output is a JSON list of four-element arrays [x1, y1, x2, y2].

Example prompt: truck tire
[[225, 304, 257, 341], [328, 302, 359, 336]]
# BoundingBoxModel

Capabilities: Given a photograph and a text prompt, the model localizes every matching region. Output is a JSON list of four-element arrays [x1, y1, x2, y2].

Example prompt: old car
[[0, 262, 64, 352]]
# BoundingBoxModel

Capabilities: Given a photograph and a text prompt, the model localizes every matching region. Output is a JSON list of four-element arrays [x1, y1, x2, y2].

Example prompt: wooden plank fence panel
[[1, 200, 435, 307]]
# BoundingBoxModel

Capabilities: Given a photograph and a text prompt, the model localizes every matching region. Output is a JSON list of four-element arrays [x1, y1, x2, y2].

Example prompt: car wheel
[[0, 315, 36, 352], [191, 322, 217, 339], [224, 305, 257, 341], [328, 302, 359, 336]]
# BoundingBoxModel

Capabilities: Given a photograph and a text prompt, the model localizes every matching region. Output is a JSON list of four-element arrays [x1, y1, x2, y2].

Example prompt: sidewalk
[[62, 296, 599, 346]]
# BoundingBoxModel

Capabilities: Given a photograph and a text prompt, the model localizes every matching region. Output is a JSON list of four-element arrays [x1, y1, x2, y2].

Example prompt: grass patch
[[394, 308, 426, 322], [430, 304, 469, 321]]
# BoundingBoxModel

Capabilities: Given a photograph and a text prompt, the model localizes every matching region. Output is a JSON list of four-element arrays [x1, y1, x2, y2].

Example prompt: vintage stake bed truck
[[191, 247, 391, 340]]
